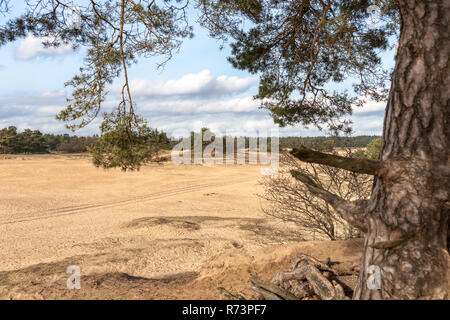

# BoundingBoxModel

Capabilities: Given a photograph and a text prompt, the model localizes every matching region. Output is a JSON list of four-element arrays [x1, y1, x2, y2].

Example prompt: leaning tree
[[0, 0, 448, 299]]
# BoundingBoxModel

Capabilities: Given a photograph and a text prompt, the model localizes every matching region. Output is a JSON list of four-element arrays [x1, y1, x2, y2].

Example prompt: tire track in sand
[[0, 178, 251, 225]]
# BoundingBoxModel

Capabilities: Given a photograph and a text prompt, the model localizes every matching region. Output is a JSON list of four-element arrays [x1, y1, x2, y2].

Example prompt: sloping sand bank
[[0, 239, 363, 299]]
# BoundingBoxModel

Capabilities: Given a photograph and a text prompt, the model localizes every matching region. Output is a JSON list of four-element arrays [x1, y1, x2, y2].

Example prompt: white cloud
[[41, 90, 66, 98], [36, 105, 65, 115], [114, 70, 257, 98], [150, 116, 279, 137], [141, 96, 260, 113], [354, 98, 387, 114], [0, 85, 385, 137], [355, 118, 384, 131], [0, 90, 67, 118], [242, 119, 276, 132], [15, 36, 74, 60], [149, 115, 323, 138]]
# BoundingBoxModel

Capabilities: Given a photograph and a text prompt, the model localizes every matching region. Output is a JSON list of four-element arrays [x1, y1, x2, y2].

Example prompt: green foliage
[[89, 113, 170, 171], [0, 1, 193, 169], [190, 127, 215, 152], [200, 0, 399, 129], [178, 130, 380, 156], [319, 139, 335, 152], [19, 129, 49, 153], [0, 126, 49, 154], [352, 149, 368, 159], [44, 133, 70, 151], [56, 136, 97, 153], [365, 137, 382, 160], [0, 1, 398, 169], [0, 126, 18, 153], [0, 126, 89, 154], [0, 126, 170, 161], [279, 135, 381, 150]]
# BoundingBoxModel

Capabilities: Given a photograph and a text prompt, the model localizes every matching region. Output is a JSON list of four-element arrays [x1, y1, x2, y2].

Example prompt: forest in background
[[0, 126, 380, 155]]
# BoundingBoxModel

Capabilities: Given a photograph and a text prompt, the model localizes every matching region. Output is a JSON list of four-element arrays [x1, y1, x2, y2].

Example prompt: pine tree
[[0, 0, 448, 299]]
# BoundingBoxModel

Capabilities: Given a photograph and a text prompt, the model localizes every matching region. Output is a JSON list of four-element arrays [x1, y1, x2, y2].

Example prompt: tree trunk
[[353, 0, 450, 299]]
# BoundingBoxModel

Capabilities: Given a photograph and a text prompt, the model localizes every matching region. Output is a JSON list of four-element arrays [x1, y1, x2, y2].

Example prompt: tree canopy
[[1, 0, 449, 300], [199, 0, 398, 129], [0, 0, 398, 169]]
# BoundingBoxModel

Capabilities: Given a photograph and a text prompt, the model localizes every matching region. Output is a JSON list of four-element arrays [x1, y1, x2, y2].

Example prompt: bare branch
[[0, 0, 10, 15], [291, 146, 381, 175], [290, 170, 368, 232]]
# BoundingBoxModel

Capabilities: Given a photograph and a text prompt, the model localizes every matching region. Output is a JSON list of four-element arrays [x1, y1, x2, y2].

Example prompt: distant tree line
[[0, 126, 96, 154], [279, 135, 381, 150], [184, 128, 380, 154], [1, 126, 380, 155], [0, 126, 172, 154]]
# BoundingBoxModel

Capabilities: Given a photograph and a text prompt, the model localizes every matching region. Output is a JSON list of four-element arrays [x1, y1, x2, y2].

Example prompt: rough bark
[[353, 0, 450, 299]]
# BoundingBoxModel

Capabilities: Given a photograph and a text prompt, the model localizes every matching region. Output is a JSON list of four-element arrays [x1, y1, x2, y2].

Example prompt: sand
[[0, 154, 362, 299]]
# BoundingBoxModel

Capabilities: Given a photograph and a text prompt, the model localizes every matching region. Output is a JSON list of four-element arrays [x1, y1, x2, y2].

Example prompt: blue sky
[[0, 2, 394, 137]]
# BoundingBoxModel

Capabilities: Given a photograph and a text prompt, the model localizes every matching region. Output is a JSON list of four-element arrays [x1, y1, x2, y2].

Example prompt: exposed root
[[220, 253, 357, 300], [218, 287, 246, 300]]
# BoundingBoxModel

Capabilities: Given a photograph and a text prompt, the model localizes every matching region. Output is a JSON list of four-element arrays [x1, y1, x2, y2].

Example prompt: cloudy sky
[[0, 3, 395, 138]]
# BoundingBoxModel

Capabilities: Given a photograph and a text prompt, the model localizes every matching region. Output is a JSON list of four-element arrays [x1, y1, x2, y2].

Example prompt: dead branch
[[247, 285, 283, 300], [247, 254, 355, 300], [250, 274, 300, 300], [291, 170, 368, 232], [289, 253, 354, 276], [260, 150, 370, 240]]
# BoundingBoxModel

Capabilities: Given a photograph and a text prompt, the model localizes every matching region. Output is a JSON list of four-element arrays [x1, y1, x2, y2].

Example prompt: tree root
[[220, 253, 357, 300], [269, 254, 352, 300], [218, 287, 246, 300], [249, 274, 300, 300]]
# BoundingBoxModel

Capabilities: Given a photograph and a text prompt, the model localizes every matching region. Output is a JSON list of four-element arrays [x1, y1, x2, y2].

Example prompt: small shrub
[[260, 142, 375, 241], [365, 138, 382, 160]]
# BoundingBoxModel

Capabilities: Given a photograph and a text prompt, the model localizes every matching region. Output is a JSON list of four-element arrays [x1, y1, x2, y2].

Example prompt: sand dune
[[1, 153, 348, 299]]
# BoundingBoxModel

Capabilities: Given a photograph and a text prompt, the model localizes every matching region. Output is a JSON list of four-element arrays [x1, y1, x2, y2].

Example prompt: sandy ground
[[0, 154, 363, 299]]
